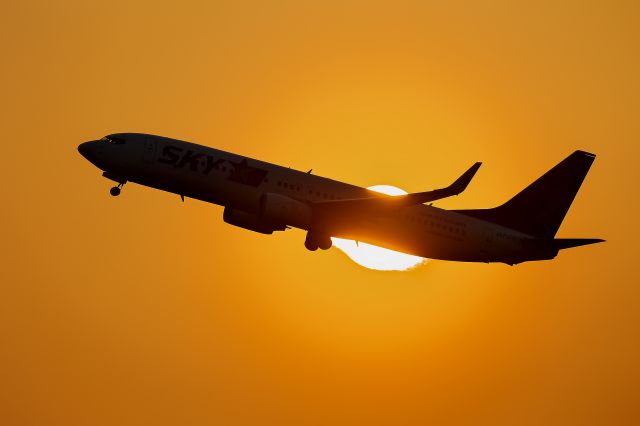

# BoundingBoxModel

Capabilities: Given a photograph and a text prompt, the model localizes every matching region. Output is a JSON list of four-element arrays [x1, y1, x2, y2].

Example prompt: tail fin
[[455, 150, 596, 238]]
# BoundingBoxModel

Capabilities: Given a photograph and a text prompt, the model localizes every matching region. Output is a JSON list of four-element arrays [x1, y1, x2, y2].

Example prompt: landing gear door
[[143, 138, 156, 163]]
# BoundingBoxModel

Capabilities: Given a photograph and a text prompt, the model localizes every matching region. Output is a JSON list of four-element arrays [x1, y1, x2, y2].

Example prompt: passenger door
[[143, 138, 156, 163]]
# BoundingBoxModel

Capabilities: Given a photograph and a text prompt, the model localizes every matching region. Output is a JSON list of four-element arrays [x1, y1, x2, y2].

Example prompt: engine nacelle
[[260, 193, 312, 229], [223, 208, 286, 234]]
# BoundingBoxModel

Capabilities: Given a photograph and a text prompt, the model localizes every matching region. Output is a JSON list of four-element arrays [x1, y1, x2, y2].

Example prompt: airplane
[[78, 133, 603, 265]]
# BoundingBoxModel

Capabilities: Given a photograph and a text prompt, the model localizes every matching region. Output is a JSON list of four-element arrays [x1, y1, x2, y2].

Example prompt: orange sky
[[2, 1, 639, 424]]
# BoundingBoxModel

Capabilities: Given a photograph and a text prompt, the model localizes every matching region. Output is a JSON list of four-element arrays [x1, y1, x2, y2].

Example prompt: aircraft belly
[[329, 217, 470, 260], [330, 216, 528, 263]]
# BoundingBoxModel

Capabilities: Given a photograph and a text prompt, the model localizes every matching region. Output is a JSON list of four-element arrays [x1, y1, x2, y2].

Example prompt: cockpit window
[[100, 136, 126, 144]]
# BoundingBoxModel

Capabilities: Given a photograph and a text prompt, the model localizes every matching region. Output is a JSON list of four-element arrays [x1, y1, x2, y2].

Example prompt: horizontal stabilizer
[[553, 238, 605, 250]]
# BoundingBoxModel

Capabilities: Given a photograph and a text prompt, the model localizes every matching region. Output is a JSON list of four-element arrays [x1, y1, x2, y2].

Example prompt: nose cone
[[78, 140, 99, 161]]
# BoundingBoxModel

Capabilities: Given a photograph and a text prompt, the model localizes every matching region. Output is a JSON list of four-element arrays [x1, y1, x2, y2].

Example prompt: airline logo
[[157, 145, 267, 187]]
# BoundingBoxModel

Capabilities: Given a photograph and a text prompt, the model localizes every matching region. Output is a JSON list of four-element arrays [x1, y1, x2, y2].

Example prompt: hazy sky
[[2, 1, 639, 425]]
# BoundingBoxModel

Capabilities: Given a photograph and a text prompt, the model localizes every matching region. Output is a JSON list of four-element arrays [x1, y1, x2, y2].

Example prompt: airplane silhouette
[[79, 134, 603, 265]]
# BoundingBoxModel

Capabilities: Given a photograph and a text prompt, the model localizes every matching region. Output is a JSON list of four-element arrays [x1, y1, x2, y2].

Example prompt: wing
[[313, 161, 481, 213]]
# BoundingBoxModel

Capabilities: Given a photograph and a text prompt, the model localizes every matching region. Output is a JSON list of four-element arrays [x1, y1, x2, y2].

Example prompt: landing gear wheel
[[318, 238, 332, 250], [305, 239, 319, 251], [109, 180, 126, 197], [305, 231, 331, 251]]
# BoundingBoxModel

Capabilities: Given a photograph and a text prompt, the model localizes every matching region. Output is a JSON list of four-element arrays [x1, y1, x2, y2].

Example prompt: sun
[[331, 185, 426, 271]]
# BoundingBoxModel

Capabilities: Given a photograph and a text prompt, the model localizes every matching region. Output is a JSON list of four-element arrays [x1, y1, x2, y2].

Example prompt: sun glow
[[332, 185, 426, 271]]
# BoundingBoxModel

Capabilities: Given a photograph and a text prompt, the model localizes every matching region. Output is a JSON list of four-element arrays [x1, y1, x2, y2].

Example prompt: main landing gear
[[110, 182, 125, 197], [305, 232, 332, 251]]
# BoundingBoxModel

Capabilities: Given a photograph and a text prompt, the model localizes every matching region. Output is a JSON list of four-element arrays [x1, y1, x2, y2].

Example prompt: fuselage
[[78, 133, 556, 264]]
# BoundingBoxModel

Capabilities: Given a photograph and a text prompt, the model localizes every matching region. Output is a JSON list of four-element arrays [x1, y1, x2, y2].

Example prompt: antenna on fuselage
[[307, 169, 313, 174]]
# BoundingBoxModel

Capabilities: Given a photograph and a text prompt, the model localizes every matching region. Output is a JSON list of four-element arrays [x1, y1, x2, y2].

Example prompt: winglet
[[398, 161, 482, 205], [449, 162, 482, 195]]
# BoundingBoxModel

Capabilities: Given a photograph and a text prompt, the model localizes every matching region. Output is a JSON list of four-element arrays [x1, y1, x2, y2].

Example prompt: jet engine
[[223, 207, 286, 234], [259, 193, 312, 229]]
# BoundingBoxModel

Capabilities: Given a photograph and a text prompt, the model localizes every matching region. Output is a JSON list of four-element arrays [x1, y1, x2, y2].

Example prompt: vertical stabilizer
[[455, 151, 595, 238]]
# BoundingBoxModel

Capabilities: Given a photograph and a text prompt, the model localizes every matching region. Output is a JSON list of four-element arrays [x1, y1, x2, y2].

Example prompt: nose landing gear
[[109, 181, 126, 197]]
